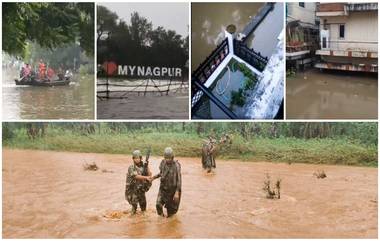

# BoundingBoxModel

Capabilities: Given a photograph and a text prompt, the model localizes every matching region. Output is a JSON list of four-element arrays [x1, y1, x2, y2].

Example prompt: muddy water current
[[3, 149, 377, 238], [191, 3, 264, 71]]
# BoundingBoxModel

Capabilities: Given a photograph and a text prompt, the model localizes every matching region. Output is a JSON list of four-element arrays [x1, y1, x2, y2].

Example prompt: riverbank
[[3, 130, 376, 166], [3, 149, 377, 238]]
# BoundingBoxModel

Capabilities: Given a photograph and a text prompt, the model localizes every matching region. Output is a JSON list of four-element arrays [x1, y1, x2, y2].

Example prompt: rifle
[[142, 147, 151, 175], [142, 147, 152, 192]]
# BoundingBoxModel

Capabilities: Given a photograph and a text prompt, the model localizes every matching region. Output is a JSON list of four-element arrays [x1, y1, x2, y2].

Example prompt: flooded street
[[97, 93, 188, 119], [191, 3, 264, 71], [3, 149, 377, 238], [286, 69, 378, 119], [97, 78, 188, 119], [2, 70, 94, 119]]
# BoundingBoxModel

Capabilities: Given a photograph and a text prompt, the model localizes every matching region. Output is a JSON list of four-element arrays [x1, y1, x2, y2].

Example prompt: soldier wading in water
[[125, 150, 152, 214], [202, 136, 217, 173], [152, 147, 182, 217]]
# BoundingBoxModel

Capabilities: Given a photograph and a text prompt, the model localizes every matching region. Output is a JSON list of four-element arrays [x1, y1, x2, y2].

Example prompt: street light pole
[[106, 58, 109, 99], [107, 31, 112, 99]]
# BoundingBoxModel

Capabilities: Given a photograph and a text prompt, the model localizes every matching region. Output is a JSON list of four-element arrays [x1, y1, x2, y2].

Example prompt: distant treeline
[[2, 122, 377, 166], [97, 5, 189, 73], [3, 122, 377, 146]]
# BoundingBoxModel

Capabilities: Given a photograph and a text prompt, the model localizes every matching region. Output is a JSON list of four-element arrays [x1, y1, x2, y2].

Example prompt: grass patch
[[3, 129, 377, 167]]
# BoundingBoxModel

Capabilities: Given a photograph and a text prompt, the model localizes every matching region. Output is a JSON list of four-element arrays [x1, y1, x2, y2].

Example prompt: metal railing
[[192, 38, 229, 89], [233, 39, 268, 72], [191, 79, 237, 119], [319, 40, 378, 52], [241, 3, 275, 40], [97, 78, 188, 99]]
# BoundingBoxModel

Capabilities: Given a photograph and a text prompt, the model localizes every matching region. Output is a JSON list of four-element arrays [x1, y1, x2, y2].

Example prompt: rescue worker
[[152, 147, 182, 217], [202, 136, 217, 173], [125, 150, 152, 214], [47, 67, 55, 81], [38, 59, 46, 80]]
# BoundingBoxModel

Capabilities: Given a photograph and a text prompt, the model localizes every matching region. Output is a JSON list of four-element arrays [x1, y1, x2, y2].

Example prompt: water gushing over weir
[[245, 31, 284, 119], [191, 2, 284, 119]]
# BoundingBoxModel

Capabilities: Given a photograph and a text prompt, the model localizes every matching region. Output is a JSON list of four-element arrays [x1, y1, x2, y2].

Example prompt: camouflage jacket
[[157, 160, 181, 193], [125, 164, 145, 192]]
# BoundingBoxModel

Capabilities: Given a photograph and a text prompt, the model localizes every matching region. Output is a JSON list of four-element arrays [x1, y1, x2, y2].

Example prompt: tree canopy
[[2, 3, 94, 57], [97, 5, 188, 71]]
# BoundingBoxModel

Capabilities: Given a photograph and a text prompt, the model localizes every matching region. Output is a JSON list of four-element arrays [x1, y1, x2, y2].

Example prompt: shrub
[[230, 88, 245, 107], [263, 173, 281, 199]]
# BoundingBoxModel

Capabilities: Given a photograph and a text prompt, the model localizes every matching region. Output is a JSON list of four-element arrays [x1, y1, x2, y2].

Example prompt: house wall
[[287, 2, 316, 25], [320, 11, 378, 51]]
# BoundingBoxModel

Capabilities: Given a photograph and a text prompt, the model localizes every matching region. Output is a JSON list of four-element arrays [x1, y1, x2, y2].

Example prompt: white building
[[287, 2, 317, 25], [315, 3, 378, 72]]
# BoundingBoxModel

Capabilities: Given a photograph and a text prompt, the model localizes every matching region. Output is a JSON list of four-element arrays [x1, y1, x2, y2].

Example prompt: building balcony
[[316, 40, 378, 58], [315, 62, 377, 72], [316, 3, 347, 16], [316, 3, 378, 16], [347, 3, 378, 12]]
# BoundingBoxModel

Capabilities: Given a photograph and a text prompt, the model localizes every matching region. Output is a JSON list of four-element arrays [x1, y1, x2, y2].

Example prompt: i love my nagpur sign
[[103, 61, 183, 78]]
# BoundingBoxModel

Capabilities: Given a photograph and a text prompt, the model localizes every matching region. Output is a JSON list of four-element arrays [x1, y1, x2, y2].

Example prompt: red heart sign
[[103, 61, 117, 76]]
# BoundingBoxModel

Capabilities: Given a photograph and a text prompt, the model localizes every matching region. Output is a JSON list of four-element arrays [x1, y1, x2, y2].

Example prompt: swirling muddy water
[[3, 149, 377, 238], [2, 69, 94, 119], [191, 3, 264, 71]]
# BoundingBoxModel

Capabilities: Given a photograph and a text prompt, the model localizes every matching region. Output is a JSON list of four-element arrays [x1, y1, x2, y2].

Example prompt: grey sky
[[98, 2, 189, 37]]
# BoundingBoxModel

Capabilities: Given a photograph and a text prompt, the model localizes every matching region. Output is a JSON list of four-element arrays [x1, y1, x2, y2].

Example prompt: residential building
[[315, 3, 378, 72]]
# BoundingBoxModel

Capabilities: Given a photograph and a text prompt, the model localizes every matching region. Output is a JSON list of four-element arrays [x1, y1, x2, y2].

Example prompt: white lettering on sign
[[117, 65, 182, 77]]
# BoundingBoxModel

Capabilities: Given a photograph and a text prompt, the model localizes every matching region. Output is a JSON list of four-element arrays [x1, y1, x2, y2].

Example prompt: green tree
[[3, 3, 94, 57]]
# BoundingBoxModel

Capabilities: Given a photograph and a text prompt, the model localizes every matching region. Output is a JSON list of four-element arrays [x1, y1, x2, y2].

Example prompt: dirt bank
[[2, 149, 377, 238]]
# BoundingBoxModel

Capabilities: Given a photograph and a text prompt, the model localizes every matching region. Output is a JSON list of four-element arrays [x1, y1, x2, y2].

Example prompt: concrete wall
[[248, 2, 284, 58], [287, 2, 316, 24], [320, 11, 378, 51]]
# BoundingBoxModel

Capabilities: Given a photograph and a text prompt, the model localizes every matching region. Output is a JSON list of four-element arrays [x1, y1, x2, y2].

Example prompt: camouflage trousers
[[126, 189, 146, 213], [156, 189, 181, 217], [203, 155, 215, 170]]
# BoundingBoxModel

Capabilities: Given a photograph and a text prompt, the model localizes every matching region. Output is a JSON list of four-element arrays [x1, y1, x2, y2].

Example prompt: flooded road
[[2, 70, 94, 119], [3, 149, 377, 238], [97, 92, 188, 119], [191, 3, 264, 71], [286, 69, 378, 119], [97, 78, 188, 119]]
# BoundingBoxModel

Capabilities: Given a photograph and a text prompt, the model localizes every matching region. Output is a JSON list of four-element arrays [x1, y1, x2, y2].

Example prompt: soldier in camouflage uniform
[[152, 147, 182, 217], [125, 150, 152, 214], [201, 136, 217, 173]]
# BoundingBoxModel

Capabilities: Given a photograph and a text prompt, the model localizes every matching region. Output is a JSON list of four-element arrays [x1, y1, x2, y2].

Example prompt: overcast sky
[[99, 3, 189, 37]]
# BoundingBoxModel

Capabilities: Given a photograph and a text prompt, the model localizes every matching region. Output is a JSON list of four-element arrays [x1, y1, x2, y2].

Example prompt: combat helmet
[[132, 150, 142, 159], [164, 147, 174, 159]]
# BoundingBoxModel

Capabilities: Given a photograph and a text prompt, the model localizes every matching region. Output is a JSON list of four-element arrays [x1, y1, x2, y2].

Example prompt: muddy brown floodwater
[[191, 3, 264, 71], [2, 69, 94, 120], [97, 92, 189, 119], [3, 149, 377, 238], [286, 69, 378, 119]]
